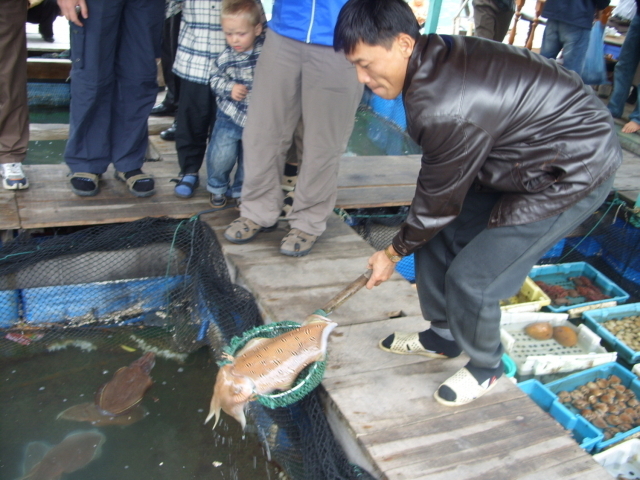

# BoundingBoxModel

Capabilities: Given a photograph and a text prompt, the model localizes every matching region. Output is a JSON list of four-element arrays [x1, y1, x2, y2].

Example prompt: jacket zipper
[[306, 0, 316, 43]]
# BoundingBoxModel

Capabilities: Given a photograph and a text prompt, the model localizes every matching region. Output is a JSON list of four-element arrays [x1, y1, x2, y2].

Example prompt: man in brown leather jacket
[[335, 0, 621, 407]]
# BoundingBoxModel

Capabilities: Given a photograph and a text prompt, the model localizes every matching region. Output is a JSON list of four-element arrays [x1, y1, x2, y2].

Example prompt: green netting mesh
[[0, 217, 374, 480]]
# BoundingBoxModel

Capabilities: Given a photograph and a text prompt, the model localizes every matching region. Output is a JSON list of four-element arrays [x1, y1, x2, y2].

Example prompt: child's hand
[[231, 84, 249, 101]]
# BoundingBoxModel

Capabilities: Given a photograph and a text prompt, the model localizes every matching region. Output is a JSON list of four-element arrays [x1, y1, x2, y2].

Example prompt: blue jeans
[[205, 112, 244, 197], [608, 14, 640, 123], [540, 19, 590, 74]]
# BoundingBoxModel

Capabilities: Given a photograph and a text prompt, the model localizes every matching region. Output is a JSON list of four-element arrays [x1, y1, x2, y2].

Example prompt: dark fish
[[57, 402, 147, 427], [96, 352, 155, 415], [19, 430, 105, 480]]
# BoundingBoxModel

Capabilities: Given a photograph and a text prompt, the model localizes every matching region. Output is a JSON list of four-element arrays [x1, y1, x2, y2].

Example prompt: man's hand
[[365, 249, 397, 289], [57, 0, 88, 27], [231, 84, 248, 102]]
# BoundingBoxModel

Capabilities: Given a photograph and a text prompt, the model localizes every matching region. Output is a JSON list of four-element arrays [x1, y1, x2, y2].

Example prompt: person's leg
[[286, 43, 363, 237], [111, 0, 164, 178], [434, 176, 614, 406], [238, 30, 303, 227], [153, 12, 181, 114], [493, 7, 514, 42], [472, 0, 498, 40], [26, 0, 60, 42], [0, 0, 29, 190], [539, 19, 563, 60], [205, 113, 242, 197], [609, 14, 640, 119], [175, 79, 216, 176], [556, 22, 590, 74], [64, 0, 123, 180]]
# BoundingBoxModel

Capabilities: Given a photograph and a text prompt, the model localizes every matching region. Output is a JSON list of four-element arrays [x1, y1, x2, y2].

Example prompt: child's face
[[222, 15, 262, 53]]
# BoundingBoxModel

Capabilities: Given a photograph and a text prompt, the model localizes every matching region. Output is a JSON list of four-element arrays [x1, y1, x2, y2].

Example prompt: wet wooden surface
[[200, 208, 610, 480]]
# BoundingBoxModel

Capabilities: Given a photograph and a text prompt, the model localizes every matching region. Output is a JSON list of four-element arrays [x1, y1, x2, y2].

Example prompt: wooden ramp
[[199, 208, 609, 480]]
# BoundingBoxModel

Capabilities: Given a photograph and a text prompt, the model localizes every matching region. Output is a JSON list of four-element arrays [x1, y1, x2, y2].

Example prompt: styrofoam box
[[500, 316, 616, 376], [593, 438, 640, 479]]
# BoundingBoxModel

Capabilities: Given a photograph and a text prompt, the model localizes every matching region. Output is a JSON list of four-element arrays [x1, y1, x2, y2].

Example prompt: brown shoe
[[224, 217, 278, 244]]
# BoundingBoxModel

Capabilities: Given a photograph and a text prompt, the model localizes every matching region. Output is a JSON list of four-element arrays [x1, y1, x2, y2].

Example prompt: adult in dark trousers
[[154, 1, 182, 142], [0, 0, 30, 190], [608, 0, 640, 133], [170, 0, 224, 198], [539, 0, 610, 74], [472, 0, 514, 42], [58, 0, 163, 197], [334, 0, 621, 407], [27, 0, 61, 43]]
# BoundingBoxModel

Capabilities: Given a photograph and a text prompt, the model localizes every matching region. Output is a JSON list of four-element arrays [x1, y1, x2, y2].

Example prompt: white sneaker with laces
[[1, 163, 29, 190]]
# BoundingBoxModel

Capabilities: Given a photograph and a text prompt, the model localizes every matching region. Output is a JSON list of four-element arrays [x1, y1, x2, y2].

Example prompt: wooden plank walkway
[[200, 208, 610, 480]]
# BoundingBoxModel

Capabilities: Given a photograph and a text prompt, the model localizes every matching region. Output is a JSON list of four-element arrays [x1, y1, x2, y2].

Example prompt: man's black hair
[[334, 0, 421, 55]]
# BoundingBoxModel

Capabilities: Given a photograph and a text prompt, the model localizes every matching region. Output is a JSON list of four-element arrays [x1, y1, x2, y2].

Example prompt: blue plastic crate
[[395, 253, 415, 282], [22, 276, 185, 324], [518, 379, 603, 452], [540, 238, 566, 260], [583, 303, 640, 365], [0, 290, 21, 328], [528, 262, 630, 313], [545, 362, 640, 452]]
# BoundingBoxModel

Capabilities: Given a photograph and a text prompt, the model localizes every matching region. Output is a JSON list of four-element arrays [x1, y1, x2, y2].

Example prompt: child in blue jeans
[[206, 0, 264, 208]]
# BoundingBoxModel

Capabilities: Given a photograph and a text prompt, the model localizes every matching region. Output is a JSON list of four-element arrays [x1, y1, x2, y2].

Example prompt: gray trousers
[[415, 176, 615, 368], [239, 30, 363, 236]]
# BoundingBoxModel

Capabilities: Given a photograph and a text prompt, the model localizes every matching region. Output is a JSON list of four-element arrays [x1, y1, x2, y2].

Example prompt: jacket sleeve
[[210, 54, 235, 99], [391, 114, 495, 256]]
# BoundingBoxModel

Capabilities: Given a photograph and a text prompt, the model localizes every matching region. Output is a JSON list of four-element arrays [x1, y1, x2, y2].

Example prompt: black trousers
[[160, 12, 181, 108], [175, 78, 216, 175], [415, 176, 615, 369], [27, 0, 60, 39]]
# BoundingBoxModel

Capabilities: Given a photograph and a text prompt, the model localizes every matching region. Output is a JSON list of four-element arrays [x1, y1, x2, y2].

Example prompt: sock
[[437, 360, 503, 402], [124, 169, 154, 192], [381, 329, 461, 358], [70, 176, 97, 192], [174, 174, 198, 196], [283, 163, 298, 176], [430, 325, 454, 341]]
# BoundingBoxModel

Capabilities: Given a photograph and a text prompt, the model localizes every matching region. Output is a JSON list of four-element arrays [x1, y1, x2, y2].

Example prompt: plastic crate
[[395, 253, 415, 282], [528, 262, 630, 313], [593, 438, 640, 479], [500, 317, 616, 376], [22, 276, 185, 324], [499, 276, 551, 313], [540, 238, 566, 260], [583, 303, 640, 365], [0, 290, 21, 328], [518, 379, 603, 452], [545, 362, 640, 452]]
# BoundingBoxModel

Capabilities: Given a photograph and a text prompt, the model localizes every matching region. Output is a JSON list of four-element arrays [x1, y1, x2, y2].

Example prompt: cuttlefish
[[19, 430, 105, 480], [205, 314, 337, 430], [57, 352, 155, 426]]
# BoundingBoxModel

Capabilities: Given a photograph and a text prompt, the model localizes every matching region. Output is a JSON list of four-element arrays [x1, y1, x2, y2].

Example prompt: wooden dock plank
[[0, 194, 20, 230]]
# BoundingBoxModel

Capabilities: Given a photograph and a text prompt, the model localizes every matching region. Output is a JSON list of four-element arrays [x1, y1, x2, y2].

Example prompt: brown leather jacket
[[392, 34, 622, 257]]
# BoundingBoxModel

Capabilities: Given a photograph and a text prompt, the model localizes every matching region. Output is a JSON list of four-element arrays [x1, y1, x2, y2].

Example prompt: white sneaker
[[1, 163, 29, 190]]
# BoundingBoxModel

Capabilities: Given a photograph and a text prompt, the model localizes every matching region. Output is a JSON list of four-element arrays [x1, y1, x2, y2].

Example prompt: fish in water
[[57, 402, 148, 427], [95, 351, 155, 415], [18, 430, 105, 480], [205, 314, 337, 429], [56, 352, 155, 426]]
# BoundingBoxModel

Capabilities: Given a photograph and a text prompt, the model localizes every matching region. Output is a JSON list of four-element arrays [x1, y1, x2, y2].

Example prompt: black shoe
[[160, 122, 177, 141], [209, 193, 227, 209], [150, 102, 177, 116]]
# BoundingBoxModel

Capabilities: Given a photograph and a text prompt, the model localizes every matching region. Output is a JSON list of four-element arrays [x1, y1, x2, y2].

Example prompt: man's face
[[345, 36, 413, 100]]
